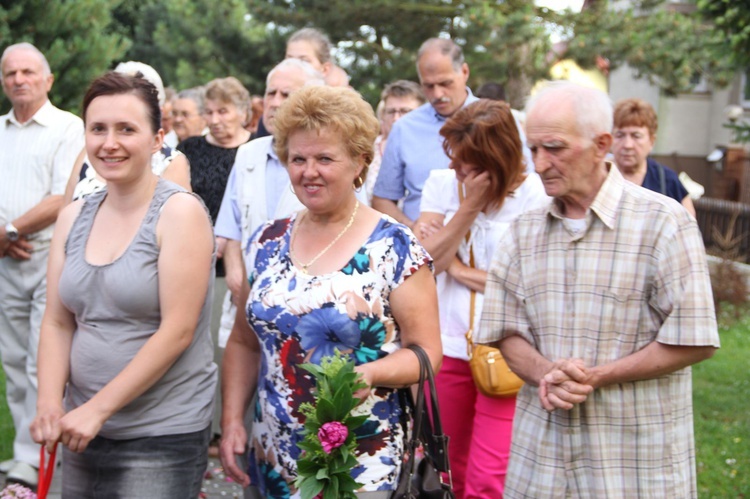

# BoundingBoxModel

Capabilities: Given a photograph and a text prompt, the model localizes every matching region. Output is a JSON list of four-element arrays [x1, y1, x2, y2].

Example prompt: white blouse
[[420, 168, 550, 360]]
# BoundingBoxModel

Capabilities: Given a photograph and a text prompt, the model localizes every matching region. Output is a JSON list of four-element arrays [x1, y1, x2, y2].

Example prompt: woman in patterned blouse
[[219, 85, 442, 499]]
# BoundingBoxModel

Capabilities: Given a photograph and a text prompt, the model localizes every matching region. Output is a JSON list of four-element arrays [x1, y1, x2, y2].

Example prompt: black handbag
[[391, 345, 455, 499]]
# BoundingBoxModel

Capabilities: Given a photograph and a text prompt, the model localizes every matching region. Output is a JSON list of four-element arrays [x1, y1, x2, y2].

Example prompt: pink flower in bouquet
[[0, 483, 37, 499], [318, 421, 348, 454]]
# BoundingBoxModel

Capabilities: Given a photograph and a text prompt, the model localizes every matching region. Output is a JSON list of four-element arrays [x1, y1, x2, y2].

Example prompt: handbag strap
[[396, 347, 426, 489], [406, 345, 452, 476], [458, 183, 478, 357]]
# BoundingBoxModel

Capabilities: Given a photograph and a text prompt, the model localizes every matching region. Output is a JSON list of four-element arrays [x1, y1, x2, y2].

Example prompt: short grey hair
[[416, 38, 464, 74], [525, 80, 613, 138], [176, 86, 206, 114], [266, 58, 325, 87], [115, 61, 166, 106], [1, 42, 51, 76]]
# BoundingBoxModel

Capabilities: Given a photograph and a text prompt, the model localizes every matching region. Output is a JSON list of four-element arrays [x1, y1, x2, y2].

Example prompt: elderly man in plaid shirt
[[477, 81, 720, 499]]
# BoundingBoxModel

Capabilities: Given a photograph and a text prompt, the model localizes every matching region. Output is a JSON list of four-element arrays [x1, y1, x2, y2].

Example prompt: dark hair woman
[[31, 72, 217, 498]]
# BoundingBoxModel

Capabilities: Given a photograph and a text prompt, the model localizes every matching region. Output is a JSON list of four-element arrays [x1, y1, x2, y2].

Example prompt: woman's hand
[[461, 169, 492, 212], [414, 218, 442, 242], [219, 423, 251, 487], [353, 364, 374, 402], [30, 404, 66, 452], [446, 256, 467, 279], [57, 402, 109, 453]]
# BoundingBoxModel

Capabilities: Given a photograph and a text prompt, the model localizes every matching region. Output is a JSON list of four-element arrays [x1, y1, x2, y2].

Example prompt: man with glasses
[[366, 80, 426, 203], [169, 86, 207, 146]]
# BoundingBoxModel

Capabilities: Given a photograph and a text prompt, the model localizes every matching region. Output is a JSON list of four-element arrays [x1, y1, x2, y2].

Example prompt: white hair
[[115, 61, 166, 106], [266, 58, 325, 87], [525, 80, 613, 138], [176, 86, 206, 114], [1, 43, 51, 76]]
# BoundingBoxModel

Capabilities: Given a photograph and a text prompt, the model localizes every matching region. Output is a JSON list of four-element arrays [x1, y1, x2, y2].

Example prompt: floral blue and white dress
[[243, 213, 432, 498]]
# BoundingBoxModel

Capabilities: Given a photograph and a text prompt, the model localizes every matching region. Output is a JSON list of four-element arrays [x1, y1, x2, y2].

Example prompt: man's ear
[[593, 132, 613, 161]]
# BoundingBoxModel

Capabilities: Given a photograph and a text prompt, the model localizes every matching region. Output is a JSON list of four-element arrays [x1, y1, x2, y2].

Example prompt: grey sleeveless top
[[59, 178, 217, 439]]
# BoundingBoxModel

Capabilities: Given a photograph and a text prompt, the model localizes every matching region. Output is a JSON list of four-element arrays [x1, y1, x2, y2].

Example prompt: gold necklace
[[291, 202, 359, 274]]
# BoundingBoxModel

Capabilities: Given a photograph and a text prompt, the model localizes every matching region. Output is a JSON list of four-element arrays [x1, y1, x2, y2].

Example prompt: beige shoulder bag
[[459, 182, 524, 398]]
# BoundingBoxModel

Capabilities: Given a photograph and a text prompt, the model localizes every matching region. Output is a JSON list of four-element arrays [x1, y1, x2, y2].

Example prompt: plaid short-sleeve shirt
[[478, 165, 719, 499]]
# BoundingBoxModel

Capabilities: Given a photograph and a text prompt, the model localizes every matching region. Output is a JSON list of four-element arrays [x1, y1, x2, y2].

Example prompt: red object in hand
[[37, 445, 57, 499]]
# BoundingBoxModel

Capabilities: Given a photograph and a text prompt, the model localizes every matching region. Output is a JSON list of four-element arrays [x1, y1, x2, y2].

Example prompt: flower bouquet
[[295, 351, 369, 499], [0, 484, 37, 499]]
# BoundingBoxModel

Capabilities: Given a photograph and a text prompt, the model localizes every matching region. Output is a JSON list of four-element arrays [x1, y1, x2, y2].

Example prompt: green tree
[[456, 1, 554, 108], [121, 0, 282, 95], [698, 0, 750, 68], [248, 0, 459, 104], [561, 0, 735, 97], [0, 0, 130, 114], [248, 0, 739, 107]]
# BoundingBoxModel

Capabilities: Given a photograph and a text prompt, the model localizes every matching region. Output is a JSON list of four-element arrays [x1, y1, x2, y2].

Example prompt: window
[[742, 69, 750, 108]]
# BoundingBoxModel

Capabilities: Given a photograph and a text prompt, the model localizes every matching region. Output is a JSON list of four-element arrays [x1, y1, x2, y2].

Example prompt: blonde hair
[[274, 86, 379, 188]]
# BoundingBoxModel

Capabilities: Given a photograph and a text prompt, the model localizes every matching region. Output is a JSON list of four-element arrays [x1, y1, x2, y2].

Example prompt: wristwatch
[[4, 222, 19, 242]]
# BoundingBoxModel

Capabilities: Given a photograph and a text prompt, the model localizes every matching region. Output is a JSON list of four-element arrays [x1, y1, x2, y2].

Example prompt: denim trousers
[[61, 425, 211, 498]]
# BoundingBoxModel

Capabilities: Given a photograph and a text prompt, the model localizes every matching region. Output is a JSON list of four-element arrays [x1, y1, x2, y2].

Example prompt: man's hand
[[216, 236, 228, 259], [0, 227, 10, 257], [538, 358, 594, 412], [6, 238, 33, 260]]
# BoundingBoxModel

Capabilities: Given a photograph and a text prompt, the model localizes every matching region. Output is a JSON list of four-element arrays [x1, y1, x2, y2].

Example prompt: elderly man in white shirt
[[0, 42, 83, 488]]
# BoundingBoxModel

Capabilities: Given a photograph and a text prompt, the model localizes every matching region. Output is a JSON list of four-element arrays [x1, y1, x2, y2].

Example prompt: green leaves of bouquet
[[295, 351, 370, 499]]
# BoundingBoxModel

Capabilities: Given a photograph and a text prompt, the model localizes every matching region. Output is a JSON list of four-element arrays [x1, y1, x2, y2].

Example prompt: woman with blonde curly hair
[[220, 86, 442, 498]]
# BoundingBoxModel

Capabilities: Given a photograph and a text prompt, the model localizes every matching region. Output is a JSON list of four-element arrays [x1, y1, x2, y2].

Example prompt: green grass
[[695, 305, 750, 498], [0, 367, 14, 461]]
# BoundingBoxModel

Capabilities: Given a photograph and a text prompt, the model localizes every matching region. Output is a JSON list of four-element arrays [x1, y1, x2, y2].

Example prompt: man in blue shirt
[[372, 38, 474, 226], [372, 38, 532, 226]]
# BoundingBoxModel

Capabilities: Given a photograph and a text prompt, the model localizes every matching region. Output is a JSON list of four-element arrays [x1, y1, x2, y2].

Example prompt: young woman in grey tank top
[[30, 72, 217, 498]]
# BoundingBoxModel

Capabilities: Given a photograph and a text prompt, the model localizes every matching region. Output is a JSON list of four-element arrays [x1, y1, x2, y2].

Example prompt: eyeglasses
[[384, 108, 416, 117]]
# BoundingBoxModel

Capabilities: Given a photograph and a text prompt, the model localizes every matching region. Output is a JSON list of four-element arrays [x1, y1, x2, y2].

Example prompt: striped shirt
[[477, 165, 719, 498], [0, 100, 83, 249]]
